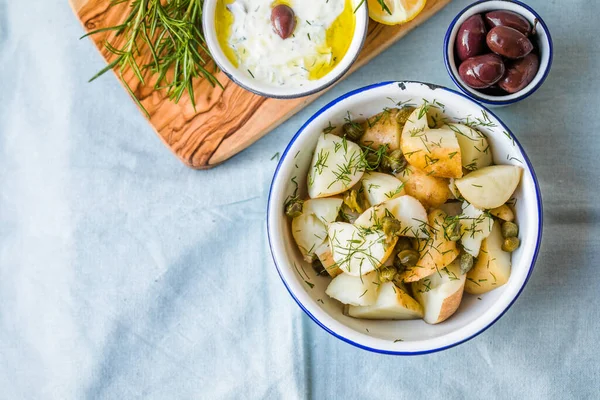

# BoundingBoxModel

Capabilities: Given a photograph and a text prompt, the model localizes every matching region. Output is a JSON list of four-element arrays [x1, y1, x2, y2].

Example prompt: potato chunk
[[360, 108, 412, 151], [465, 220, 511, 295], [326, 272, 380, 306], [347, 282, 423, 320], [328, 222, 396, 276], [354, 195, 429, 239], [455, 165, 522, 209], [459, 202, 493, 258], [413, 259, 466, 324], [401, 107, 463, 178], [396, 165, 451, 209], [307, 133, 365, 198], [361, 172, 405, 206], [291, 198, 343, 262], [447, 123, 493, 171], [400, 209, 460, 282]]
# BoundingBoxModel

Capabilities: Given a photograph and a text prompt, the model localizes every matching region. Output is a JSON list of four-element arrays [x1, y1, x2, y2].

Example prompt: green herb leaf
[[86, 0, 221, 115]]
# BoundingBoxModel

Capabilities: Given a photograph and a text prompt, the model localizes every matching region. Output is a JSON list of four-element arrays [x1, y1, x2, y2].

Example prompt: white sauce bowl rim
[[202, 0, 369, 99]]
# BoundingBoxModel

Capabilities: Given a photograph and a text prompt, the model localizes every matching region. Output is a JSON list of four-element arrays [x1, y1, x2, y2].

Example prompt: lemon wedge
[[367, 0, 427, 25]]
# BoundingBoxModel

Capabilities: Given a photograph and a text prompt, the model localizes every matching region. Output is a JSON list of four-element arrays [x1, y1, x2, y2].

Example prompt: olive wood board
[[70, 0, 453, 169]]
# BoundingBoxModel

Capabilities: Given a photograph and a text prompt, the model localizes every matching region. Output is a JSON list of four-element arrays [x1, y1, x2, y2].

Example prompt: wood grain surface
[[70, 0, 452, 169]]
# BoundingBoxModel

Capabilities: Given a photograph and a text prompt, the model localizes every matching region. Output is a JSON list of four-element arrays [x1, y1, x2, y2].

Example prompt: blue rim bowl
[[444, 0, 553, 106], [267, 81, 543, 355]]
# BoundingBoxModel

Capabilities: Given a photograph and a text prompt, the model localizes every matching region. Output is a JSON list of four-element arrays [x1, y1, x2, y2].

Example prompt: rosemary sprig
[[83, 0, 220, 117]]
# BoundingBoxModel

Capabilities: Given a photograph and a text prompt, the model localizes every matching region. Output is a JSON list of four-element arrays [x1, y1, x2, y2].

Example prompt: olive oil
[[310, 0, 356, 80], [215, 0, 238, 67]]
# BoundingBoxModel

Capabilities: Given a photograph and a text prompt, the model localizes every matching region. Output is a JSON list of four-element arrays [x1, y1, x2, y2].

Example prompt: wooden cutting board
[[70, 0, 452, 169]]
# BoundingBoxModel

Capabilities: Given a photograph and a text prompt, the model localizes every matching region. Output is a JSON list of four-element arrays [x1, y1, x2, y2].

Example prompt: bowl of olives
[[444, 0, 553, 106]]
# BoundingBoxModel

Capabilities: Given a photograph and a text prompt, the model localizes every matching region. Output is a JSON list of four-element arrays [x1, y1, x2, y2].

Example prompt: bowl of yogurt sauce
[[203, 0, 369, 98]]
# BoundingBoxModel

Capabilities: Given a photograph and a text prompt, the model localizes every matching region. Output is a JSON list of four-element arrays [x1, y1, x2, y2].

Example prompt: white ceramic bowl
[[267, 81, 543, 355], [202, 0, 368, 99], [444, 0, 553, 106]]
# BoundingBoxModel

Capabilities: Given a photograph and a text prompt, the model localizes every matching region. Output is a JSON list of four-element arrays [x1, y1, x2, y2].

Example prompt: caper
[[398, 249, 419, 267], [379, 151, 394, 170], [382, 216, 402, 238], [393, 257, 406, 273], [444, 220, 461, 242], [389, 157, 407, 174], [395, 237, 412, 252], [502, 237, 520, 252], [501, 221, 519, 238], [381, 149, 407, 174], [343, 189, 367, 214], [379, 266, 397, 283], [363, 150, 381, 170], [342, 121, 364, 142], [459, 252, 474, 275], [312, 259, 328, 276], [285, 198, 303, 218]]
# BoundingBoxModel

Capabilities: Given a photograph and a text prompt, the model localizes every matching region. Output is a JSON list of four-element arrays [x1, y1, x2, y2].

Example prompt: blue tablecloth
[[1, 0, 599, 398]]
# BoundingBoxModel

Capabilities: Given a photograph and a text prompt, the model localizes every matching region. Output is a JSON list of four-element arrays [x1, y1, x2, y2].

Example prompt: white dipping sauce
[[225, 0, 347, 87]]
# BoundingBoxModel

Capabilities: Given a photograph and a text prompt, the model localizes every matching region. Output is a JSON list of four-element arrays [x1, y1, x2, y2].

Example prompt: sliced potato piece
[[302, 198, 343, 225], [413, 258, 466, 324], [328, 222, 396, 276], [400, 209, 460, 282], [360, 108, 412, 151], [401, 107, 462, 178], [325, 272, 380, 306], [427, 106, 446, 129], [454, 165, 523, 209], [465, 220, 511, 295], [347, 282, 424, 320], [402, 104, 429, 135], [402, 126, 463, 179], [382, 196, 430, 238], [353, 205, 385, 230], [361, 172, 405, 206], [446, 123, 493, 171], [354, 195, 428, 239], [291, 214, 327, 262], [315, 242, 342, 278], [489, 204, 515, 222], [448, 178, 461, 200], [307, 133, 365, 198], [396, 165, 451, 209], [459, 202, 493, 257], [291, 198, 343, 262]]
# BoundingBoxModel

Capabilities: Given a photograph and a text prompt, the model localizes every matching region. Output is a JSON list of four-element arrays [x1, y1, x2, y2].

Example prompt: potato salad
[[285, 102, 523, 324]]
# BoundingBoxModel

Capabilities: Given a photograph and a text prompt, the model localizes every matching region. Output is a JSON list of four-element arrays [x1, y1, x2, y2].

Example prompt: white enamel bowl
[[444, 0, 553, 107], [202, 0, 368, 99], [267, 81, 543, 355]]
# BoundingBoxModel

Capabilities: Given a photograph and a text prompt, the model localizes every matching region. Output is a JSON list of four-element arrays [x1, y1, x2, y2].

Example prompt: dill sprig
[[454, 110, 498, 130], [83, 0, 220, 117], [359, 143, 389, 171]]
